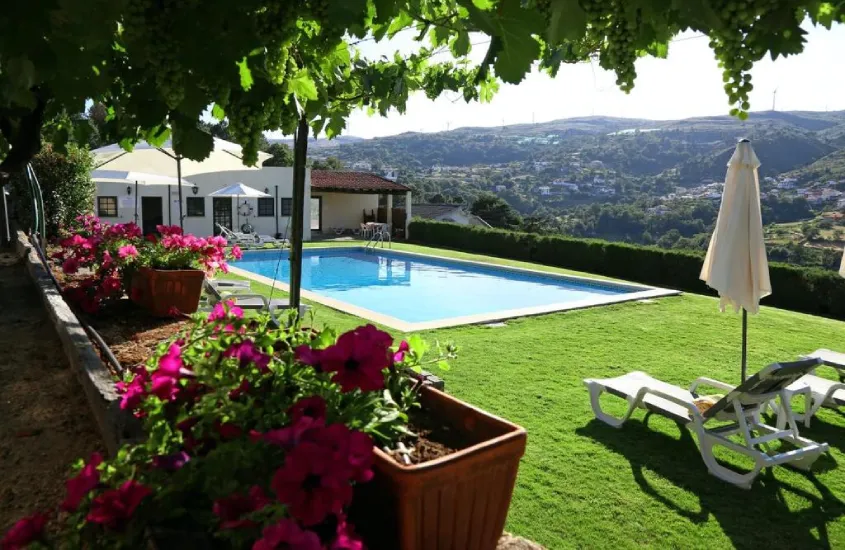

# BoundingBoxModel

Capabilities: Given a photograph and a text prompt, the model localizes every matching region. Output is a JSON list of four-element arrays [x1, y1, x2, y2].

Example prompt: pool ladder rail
[[365, 230, 391, 251]]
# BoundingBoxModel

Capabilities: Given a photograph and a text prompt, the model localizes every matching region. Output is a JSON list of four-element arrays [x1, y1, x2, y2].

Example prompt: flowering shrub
[[53, 215, 242, 312], [1, 307, 455, 548]]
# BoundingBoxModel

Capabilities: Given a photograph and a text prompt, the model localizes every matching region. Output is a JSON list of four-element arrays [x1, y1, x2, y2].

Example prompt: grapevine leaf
[[211, 104, 226, 121], [472, 0, 495, 8], [373, 0, 399, 24], [236, 57, 253, 91], [492, 0, 543, 84], [437, 360, 451, 372], [289, 69, 319, 101], [451, 31, 471, 57], [548, 0, 587, 42], [813, 2, 837, 29], [645, 40, 669, 59], [325, 114, 346, 139]]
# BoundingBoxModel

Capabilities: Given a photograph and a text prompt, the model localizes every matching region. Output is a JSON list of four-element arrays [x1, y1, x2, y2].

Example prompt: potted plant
[[129, 224, 241, 316], [54, 215, 241, 316], [298, 336, 527, 550]]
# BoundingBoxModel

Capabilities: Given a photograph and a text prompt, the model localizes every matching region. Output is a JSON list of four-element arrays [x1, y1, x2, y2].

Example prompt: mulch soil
[[0, 262, 103, 532]]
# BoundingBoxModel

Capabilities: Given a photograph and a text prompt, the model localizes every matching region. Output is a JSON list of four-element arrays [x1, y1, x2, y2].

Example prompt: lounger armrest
[[220, 292, 270, 307], [636, 387, 704, 423], [689, 377, 736, 394]]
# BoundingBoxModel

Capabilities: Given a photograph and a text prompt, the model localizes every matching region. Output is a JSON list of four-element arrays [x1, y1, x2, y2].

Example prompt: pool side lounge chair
[[779, 349, 845, 427], [216, 224, 288, 248], [584, 358, 828, 489], [207, 278, 251, 291], [203, 279, 308, 326]]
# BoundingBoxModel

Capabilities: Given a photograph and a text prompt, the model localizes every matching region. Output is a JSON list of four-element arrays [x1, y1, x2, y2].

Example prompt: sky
[[266, 23, 845, 140]]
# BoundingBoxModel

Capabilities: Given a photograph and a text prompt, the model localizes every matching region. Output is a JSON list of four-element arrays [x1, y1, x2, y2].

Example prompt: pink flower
[[62, 257, 80, 274], [1, 512, 48, 550], [118, 244, 138, 259], [231, 245, 243, 260], [152, 451, 190, 471], [101, 250, 113, 269], [156, 224, 183, 236], [295, 345, 324, 372], [304, 425, 373, 483], [148, 344, 192, 402], [288, 396, 327, 423], [208, 300, 244, 322], [61, 452, 104, 511], [393, 340, 410, 364], [319, 325, 392, 393], [116, 367, 150, 411], [261, 416, 322, 450], [330, 515, 365, 550], [253, 518, 321, 550], [223, 340, 271, 372], [214, 421, 243, 440], [228, 378, 251, 401], [213, 486, 271, 530], [86, 480, 152, 529], [271, 441, 353, 526]]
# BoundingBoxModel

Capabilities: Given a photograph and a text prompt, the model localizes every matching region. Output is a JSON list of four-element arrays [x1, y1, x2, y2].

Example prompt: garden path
[[0, 262, 102, 531]]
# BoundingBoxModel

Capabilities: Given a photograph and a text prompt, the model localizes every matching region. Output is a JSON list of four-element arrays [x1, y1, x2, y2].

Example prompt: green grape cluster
[[600, 0, 638, 93], [708, 0, 778, 117]]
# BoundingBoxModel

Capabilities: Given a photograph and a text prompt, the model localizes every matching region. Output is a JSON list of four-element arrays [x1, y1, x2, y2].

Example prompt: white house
[[537, 186, 551, 196], [648, 205, 670, 216], [822, 188, 843, 201], [777, 178, 798, 189], [351, 161, 372, 171], [588, 160, 604, 169], [93, 168, 412, 240], [593, 176, 605, 184], [551, 180, 578, 192], [495, 185, 507, 192]]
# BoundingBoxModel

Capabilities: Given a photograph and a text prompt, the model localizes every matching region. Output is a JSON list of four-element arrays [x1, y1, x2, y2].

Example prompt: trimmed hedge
[[409, 219, 845, 321]]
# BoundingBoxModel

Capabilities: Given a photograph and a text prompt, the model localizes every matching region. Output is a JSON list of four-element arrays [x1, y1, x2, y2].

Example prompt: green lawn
[[229, 242, 845, 549]]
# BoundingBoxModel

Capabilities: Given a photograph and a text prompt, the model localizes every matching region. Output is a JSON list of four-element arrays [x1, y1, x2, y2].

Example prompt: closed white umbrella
[[92, 138, 269, 230], [208, 183, 271, 232], [840, 247, 845, 278], [700, 139, 771, 381]]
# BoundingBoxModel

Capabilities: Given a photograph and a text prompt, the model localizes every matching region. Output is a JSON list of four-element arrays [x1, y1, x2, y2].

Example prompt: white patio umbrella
[[208, 183, 270, 232], [90, 169, 193, 225], [700, 139, 771, 382], [92, 138, 269, 230], [839, 247, 845, 278]]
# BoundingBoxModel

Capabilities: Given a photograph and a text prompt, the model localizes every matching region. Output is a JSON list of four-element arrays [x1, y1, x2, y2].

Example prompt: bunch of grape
[[599, 0, 638, 93], [707, 0, 777, 117], [264, 43, 291, 85]]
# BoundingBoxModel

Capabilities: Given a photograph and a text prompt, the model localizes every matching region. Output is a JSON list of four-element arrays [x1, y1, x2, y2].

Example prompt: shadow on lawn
[[577, 418, 845, 549]]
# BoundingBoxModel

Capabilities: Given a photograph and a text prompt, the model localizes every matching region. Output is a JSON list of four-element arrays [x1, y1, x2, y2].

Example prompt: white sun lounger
[[216, 224, 288, 248], [584, 359, 828, 489], [779, 349, 845, 427], [203, 279, 308, 326]]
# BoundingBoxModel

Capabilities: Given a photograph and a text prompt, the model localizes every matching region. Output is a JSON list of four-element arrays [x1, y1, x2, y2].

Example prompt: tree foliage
[[1, 0, 843, 175], [310, 156, 345, 170], [10, 144, 95, 237], [262, 142, 295, 167], [471, 192, 522, 228]]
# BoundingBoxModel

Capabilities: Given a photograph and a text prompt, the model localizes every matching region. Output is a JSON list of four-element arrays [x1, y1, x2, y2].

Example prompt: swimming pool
[[230, 247, 678, 331]]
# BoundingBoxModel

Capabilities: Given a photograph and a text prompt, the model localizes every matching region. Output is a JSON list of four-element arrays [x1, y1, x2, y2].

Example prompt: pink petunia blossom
[[214, 421, 243, 440], [117, 244, 138, 259], [207, 300, 244, 322], [294, 345, 324, 372], [62, 257, 80, 274], [151, 451, 190, 471], [213, 486, 271, 530], [231, 245, 243, 260], [318, 325, 393, 393], [223, 340, 271, 372], [271, 441, 353, 526], [330, 515, 365, 550], [86, 480, 152, 529], [1, 512, 48, 550], [253, 518, 321, 550], [61, 452, 104, 511], [288, 396, 327, 424]]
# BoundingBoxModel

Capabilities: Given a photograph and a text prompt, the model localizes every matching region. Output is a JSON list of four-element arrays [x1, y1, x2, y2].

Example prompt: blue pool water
[[234, 248, 636, 324]]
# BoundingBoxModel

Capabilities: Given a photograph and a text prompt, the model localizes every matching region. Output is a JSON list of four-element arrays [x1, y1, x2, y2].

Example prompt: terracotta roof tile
[[311, 170, 410, 193]]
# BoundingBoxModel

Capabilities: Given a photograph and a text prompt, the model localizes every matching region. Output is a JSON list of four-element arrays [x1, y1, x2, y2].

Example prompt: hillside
[[326, 110, 845, 182]]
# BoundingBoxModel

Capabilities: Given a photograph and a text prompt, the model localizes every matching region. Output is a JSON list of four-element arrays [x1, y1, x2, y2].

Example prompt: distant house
[[588, 160, 604, 169], [777, 178, 798, 189], [533, 161, 552, 172], [352, 161, 372, 171], [838, 198, 845, 209], [822, 188, 842, 201], [495, 185, 507, 192], [551, 180, 578, 192], [647, 205, 670, 216], [593, 176, 605, 184], [381, 168, 399, 181], [411, 204, 490, 227], [537, 186, 551, 196]]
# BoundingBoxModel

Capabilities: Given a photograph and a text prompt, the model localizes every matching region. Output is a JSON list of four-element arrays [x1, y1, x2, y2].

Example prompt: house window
[[281, 198, 292, 216], [257, 197, 275, 217], [97, 196, 118, 217], [186, 197, 205, 217]]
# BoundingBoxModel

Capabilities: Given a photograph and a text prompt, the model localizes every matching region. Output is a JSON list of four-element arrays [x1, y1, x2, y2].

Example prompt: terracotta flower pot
[[130, 267, 204, 317], [350, 385, 527, 550]]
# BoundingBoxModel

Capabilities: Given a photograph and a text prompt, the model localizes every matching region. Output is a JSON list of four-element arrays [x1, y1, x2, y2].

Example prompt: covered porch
[[309, 171, 413, 238]]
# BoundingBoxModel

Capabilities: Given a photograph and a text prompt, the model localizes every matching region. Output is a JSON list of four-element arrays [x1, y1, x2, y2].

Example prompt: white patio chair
[[778, 349, 845, 428], [584, 358, 828, 489], [203, 279, 308, 326]]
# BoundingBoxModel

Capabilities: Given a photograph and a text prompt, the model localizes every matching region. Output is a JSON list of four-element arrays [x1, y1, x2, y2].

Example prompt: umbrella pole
[[236, 195, 240, 231], [134, 181, 139, 225], [741, 308, 748, 382], [167, 185, 172, 225], [177, 157, 184, 231], [289, 114, 308, 315]]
